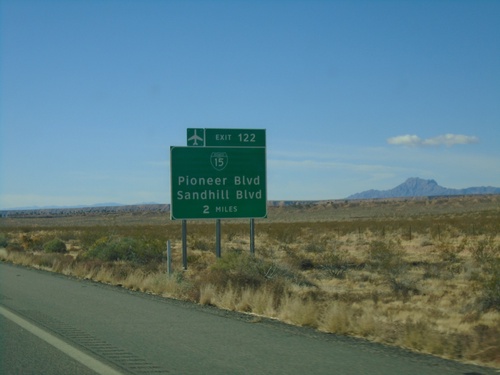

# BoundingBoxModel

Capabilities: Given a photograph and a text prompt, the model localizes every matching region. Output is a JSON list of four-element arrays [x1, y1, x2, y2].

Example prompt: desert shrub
[[467, 237, 500, 312], [85, 236, 127, 261], [318, 250, 349, 279], [436, 239, 462, 264], [304, 240, 326, 253], [477, 260, 500, 311], [19, 233, 43, 251], [299, 258, 314, 270], [132, 238, 164, 264], [368, 239, 418, 298], [192, 238, 213, 252], [0, 233, 8, 248], [225, 228, 240, 242], [470, 236, 498, 264], [20, 233, 33, 249], [280, 247, 314, 272], [17, 232, 56, 252], [6, 240, 24, 253], [56, 229, 81, 242], [43, 238, 67, 253], [267, 224, 299, 250], [422, 263, 443, 279], [85, 236, 163, 264], [208, 251, 270, 289], [78, 227, 110, 249], [368, 239, 406, 276], [206, 250, 309, 291]]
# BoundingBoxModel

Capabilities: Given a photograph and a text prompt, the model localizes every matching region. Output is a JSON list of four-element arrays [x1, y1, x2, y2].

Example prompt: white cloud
[[387, 135, 422, 147], [387, 133, 479, 147], [422, 134, 479, 147]]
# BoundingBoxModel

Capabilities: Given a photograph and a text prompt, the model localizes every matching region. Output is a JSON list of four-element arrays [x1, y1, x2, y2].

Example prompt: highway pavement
[[0, 262, 497, 375]]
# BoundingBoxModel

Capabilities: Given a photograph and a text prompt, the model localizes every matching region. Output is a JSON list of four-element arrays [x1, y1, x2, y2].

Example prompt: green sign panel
[[187, 128, 266, 147], [170, 146, 267, 219]]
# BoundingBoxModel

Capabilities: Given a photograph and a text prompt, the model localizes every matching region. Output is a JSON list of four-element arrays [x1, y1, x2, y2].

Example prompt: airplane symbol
[[188, 129, 204, 146]]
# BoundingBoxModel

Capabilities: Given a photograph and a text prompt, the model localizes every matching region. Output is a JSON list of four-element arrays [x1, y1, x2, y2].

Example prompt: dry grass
[[1, 195, 499, 368]]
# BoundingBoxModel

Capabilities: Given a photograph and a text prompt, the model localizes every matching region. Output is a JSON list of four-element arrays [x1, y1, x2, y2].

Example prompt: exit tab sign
[[187, 128, 265, 147]]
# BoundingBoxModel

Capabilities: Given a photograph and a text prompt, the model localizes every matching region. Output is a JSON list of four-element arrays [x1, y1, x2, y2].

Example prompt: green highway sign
[[187, 128, 265, 147], [170, 146, 267, 219]]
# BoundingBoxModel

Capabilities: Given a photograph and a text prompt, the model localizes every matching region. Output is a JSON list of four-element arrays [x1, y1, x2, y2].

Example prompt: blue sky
[[1, 0, 499, 209]]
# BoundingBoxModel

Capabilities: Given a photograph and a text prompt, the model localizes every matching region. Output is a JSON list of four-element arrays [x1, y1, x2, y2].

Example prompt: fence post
[[166, 240, 172, 276]]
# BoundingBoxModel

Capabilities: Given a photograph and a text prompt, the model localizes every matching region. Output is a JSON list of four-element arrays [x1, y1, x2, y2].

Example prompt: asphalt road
[[0, 262, 497, 375], [0, 314, 100, 375]]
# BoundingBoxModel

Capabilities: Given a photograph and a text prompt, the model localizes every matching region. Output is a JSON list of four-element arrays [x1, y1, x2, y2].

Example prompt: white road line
[[0, 306, 124, 375]]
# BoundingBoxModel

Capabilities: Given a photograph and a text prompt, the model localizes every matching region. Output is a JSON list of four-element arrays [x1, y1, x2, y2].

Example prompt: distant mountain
[[0, 204, 169, 218], [84, 202, 125, 208], [347, 178, 500, 199], [2, 202, 126, 211]]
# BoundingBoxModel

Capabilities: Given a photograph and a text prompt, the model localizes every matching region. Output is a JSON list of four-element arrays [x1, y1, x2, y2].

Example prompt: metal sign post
[[250, 219, 255, 255], [216, 219, 221, 258], [182, 220, 187, 270]]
